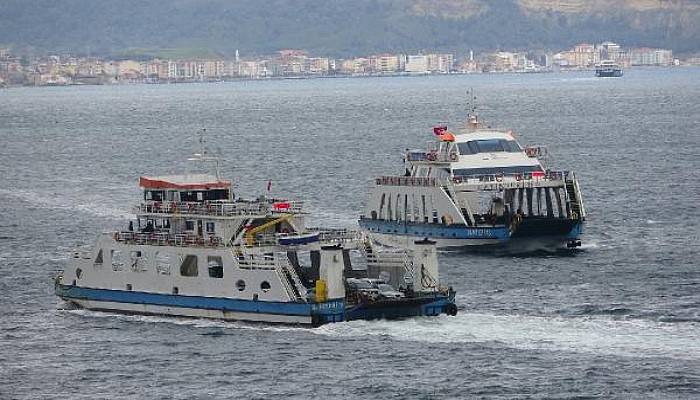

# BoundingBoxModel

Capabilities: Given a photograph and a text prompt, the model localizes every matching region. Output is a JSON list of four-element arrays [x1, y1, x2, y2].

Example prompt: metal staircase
[[565, 172, 586, 220], [276, 257, 306, 303]]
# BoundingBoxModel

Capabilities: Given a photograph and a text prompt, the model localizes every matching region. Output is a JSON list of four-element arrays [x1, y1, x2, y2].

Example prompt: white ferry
[[55, 138, 456, 325], [359, 111, 587, 250], [595, 60, 624, 77]]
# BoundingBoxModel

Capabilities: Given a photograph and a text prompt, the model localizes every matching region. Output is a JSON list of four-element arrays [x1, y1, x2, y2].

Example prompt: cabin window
[[236, 280, 246, 291], [111, 250, 124, 271], [208, 256, 224, 278], [206, 222, 215, 233], [126, 284, 132, 291], [458, 140, 521, 155], [179, 255, 198, 277], [505, 141, 522, 152], [130, 250, 147, 272], [155, 252, 171, 275], [197, 192, 203, 201], [145, 190, 164, 201], [260, 281, 271, 292], [457, 142, 475, 155], [94, 249, 103, 265], [185, 220, 195, 231]]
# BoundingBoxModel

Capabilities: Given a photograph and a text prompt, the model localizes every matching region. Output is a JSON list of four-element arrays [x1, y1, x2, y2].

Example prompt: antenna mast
[[189, 128, 222, 179], [466, 88, 479, 129]]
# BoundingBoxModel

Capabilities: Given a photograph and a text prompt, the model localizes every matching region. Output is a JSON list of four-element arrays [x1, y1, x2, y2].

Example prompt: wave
[[0, 188, 130, 220]]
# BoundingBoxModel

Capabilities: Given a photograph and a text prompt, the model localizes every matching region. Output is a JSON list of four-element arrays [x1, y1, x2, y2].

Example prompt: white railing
[[375, 176, 438, 187], [114, 231, 225, 247], [307, 227, 362, 244], [136, 199, 303, 217]]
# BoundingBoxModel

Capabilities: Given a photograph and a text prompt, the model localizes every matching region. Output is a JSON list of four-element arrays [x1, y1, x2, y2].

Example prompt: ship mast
[[188, 128, 222, 179], [465, 88, 481, 130]]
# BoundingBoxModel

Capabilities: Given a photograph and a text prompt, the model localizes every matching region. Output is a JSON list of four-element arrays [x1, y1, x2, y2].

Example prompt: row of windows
[[457, 139, 522, 155], [96, 250, 225, 278], [452, 165, 543, 177]]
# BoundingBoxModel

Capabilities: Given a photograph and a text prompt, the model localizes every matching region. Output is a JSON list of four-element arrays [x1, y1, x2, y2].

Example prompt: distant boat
[[595, 60, 623, 77]]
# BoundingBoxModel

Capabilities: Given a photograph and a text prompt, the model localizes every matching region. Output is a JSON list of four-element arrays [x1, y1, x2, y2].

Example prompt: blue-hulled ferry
[[55, 134, 457, 325], [359, 111, 587, 250]]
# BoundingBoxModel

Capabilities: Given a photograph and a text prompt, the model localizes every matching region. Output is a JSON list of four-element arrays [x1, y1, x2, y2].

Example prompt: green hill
[[1, 0, 698, 57]]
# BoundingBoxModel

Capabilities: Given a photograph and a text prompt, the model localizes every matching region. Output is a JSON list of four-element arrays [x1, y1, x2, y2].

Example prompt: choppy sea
[[1, 68, 699, 399]]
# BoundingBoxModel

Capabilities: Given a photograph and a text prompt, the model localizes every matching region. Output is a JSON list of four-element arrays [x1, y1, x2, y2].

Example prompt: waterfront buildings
[[0, 42, 684, 87]]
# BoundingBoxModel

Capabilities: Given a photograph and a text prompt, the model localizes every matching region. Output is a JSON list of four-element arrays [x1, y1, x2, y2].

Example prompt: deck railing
[[375, 176, 438, 187], [375, 171, 571, 188], [451, 170, 570, 184], [136, 199, 303, 217], [114, 231, 225, 247]]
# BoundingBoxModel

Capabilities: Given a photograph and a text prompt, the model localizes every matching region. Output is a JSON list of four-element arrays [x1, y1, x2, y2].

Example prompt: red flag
[[433, 125, 447, 136]]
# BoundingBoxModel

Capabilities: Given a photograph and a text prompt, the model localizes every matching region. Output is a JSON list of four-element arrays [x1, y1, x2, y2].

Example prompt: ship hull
[[596, 70, 623, 77], [56, 283, 455, 325], [359, 218, 583, 250]]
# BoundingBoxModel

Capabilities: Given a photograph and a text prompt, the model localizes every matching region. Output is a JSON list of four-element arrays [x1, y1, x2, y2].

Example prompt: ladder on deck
[[277, 257, 306, 303], [361, 237, 415, 288], [564, 172, 586, 220]]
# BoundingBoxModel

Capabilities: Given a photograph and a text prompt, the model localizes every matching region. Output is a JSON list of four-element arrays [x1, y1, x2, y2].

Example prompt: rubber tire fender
[[445, 303, 458, 316]]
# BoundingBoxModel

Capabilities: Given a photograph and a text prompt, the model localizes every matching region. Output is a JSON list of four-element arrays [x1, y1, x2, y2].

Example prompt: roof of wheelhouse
[[139, 174, 231, 190]]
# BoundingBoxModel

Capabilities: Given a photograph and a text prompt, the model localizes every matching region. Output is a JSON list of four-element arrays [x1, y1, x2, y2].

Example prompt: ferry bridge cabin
[[134, 174, 304, 248]]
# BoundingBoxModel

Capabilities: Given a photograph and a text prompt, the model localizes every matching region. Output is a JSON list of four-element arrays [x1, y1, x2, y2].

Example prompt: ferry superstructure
[[55, 138, 456, 325], [359, 113, 587, 250]]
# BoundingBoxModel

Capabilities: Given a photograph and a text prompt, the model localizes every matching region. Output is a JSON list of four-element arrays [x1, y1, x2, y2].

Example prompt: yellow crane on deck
[[244, 214, 293, 246]]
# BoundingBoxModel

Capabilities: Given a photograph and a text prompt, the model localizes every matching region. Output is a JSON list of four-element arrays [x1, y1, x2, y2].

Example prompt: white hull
[[68, 298, 313, 324]]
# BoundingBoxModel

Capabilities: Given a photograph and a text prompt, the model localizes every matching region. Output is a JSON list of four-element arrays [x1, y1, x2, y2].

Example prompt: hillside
[[1, 0, 698, 57]]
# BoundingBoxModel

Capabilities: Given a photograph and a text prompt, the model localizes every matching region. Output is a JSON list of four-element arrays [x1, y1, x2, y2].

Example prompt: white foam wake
[[62, 308, 700, 360], [313, 312, 700, 360]]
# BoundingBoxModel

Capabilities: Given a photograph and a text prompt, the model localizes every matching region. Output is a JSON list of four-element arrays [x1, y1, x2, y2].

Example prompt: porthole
[[236, 280, 246, 291], [260, 281, 271, 292], [75, 268, 82, 279]]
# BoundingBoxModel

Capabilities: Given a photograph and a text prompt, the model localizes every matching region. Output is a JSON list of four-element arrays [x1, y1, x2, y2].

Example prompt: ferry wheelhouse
[[55, 141, 456, 325], [359, 114, 587, 250]]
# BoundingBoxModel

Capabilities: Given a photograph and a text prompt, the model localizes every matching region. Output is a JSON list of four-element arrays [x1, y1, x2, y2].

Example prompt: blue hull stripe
[[56, 285, 455, 323], [56, 284, 316, 316], [359, 219, 583, 241], [359, 219, 510, 240]]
